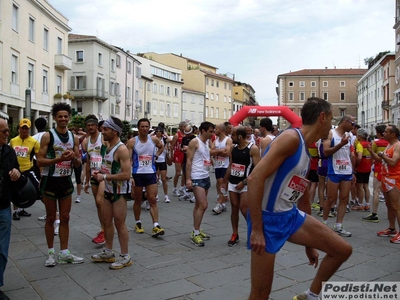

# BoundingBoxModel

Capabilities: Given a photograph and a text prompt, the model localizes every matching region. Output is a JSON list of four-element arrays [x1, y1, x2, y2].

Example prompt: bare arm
[[72, 135, 81, 168], [323, 131, 349, 157], [185, 138, 199, 190], [37, 132, 74, 167], [382, 143, 400, 166], [153, 136, 165, 157]]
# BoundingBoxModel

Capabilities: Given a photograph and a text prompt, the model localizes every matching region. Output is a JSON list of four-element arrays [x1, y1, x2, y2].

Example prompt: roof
[[201, 69, 234, 81], [279, 68, 368, 77], [68, 34, 117, 51]]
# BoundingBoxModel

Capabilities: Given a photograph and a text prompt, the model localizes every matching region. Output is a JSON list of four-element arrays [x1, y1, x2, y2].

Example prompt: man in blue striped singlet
[[247, 97, 352, 300]]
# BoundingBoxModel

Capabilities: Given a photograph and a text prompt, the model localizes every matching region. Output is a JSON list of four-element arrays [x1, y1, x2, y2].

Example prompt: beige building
[[140, 52, 235, 125], [233, 81, 257, 126], [0, 0, 71, 127], [276, 68, 367, 128]]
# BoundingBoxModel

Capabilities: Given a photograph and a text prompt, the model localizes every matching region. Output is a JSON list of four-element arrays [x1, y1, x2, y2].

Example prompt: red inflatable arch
[[229, 106, 302, 127]]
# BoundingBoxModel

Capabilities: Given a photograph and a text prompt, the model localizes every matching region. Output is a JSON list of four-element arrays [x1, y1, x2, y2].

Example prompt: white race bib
[[281, 175, 310, 203]]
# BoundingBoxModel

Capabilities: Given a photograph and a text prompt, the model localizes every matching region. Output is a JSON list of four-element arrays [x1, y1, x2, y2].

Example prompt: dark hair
[[137, 118, 151, 127], [388, 124, 400, 137], [375, 124, 386, 135], [301, 97, 332, 125], [155, 127, 163, 132], [158, 122, 165, 129], [223, 121, 231, 127], [259, 118, 273, 131], [85, 114, 98, 123], [235, 126, 246, 140], [98, 120, 104, 129], [199, 121, 215, 133], [51, 102, 72, 117], [34, 117, 47, 132]]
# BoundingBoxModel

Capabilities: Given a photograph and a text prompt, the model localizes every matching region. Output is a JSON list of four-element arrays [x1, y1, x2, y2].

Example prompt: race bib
[[204, 160, 212, 172], [281, 175, 309, 203], [215, 156, 225, 166], [334, 159, 350, 171], [55, 161, 72, 176], [139, 155, 152, 167], [231, 163, 245, 177], [90, 156, 102, 170], [14, 146, 29, 158]]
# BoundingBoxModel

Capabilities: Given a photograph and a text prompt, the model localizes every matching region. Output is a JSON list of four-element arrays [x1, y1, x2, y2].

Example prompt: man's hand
[[305, 247, 319, 268], [249, 230, 266, 255]]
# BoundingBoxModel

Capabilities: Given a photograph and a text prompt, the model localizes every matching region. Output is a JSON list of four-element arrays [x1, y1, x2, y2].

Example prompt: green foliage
[[121, 120, 131, 143], [68, 114, 85, 130]]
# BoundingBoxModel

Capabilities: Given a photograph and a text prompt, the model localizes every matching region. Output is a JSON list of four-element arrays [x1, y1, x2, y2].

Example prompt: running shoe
[[19, 209, 31, 217], [212, 203, 222, 214], [189, 196, 195, 203], [328, 211, 336, 218], [92, 231, 106, 244], [110, 255, 133, 270], [377, 228, 398, 237], [164, 196, 171, 203], [292, 293, 307, 300], [152, 225, 165, 237], [198, 230, 210, 240], [228, 233, 239, 246], [172, 188, 180, 197], [12, 212, 20, 221], [311, 203, 320, 211], [179, 187, 186, 196], [191, 233, 204, 247], [38, 215, 46, 221], [364, 204, 370, 212], [333, 224, 352, 237], [135, 222, 144, 234], [362, 214, 379, 223], [317, 210, 323, 217], [45, 251, 56, 267], [57, 251, 84, 264], [91, 250, 116, 263], [75, 196, 81, 203], [351, 205, 364, 211], [345, 205, 351, 213], [145, 200, 150, 210], [390, 233, 400, 244], [221, 203, 227, 212]]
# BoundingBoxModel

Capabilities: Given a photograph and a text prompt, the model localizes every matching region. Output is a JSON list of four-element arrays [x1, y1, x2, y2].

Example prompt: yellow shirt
[[9, 135, 40, 172]]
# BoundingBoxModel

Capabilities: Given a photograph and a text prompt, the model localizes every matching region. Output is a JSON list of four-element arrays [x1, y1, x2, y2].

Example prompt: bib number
[[90, 156, 102, 170], [281, 175, 309, 203], [55, 161, 72, 177], [204, 160, 212, 172], [334, 159, 350, 171], [14, 146, 29, 158], [231, 163, 245, 177], [139, 155, 152, 167]]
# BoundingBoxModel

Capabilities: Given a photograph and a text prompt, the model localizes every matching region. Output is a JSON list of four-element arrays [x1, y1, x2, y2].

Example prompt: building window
[[57, 37, 62, 54], [76, 51, 83, 62], [228, 96, 231, 103], [72, 76, 86, 90], [28, 63, 34, 88], [191, 95, 196, 104], [211, 79, 214, 86], [311, 92, 316, 98], [29, 17, 35, 42], [174, 103, 178, 117], [323, 81, 328, 87], [311, 81, 316, 87], [42, 70, 48, 93], [211, 93, 214, 101], [110, 82, 115, 95], [11, 55, 18, 83], [206, 78, 209, 86], [288, 92, 294, 101], [216, 94, 219, 102], [166, 87, 170, 96], [12, 4, 18, 32], [206, 92, 209, 98], [159, 101, 164, 116], [299, 81, 305, 87], [288, 81, 294, 87], [205, 107, 208, 117], [210, 107, 214, 118], [224, 95, 227, 102], [152, 100, 158, 115], [340, 81, 345, 87], [340, 92, 345, 101], [300, 92, 305, 101], [77, 100, 83, 113], [116, 55, 121, 68], [160, 85, 164, 95], [56, 75, 62, 93], [174, 88, 178, 97], [127, 61, 131, 73], [215, 108, 219, 119], [152, 83, 157, 93], [43, 28, 49, 50], [323, 92, 328, 100], [98, 53, 102, 66], [340, 109, 345, 117], [166, 103, 171, 117], [216, 81, 219, 87], [111, 59, 115, 71]]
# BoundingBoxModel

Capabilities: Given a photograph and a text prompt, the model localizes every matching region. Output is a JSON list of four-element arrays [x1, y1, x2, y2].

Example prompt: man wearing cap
[[82, 114, 106, 244], [37, 102, 83, 267], [0, 118, 22, 300], [9, 118, 40, 220]]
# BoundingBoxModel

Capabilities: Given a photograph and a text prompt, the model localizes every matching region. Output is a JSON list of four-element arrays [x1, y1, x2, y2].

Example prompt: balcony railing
[[70, 89, 109, 100], [382, 101, 390, 110], [54, 54, 72, 70]]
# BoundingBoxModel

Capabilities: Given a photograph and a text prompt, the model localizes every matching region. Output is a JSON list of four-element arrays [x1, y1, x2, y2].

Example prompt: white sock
[[193, 229, 200, 235], [306, 289, 320, 300], [60, 249, 69, 255], [153, 222, 159, 227], [48, 248, 55, 254], [136, 220, 141, 224]]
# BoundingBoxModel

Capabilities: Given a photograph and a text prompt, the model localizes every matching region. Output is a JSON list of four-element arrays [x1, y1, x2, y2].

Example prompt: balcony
[[70, 89, 109, 101], [54, 54, 72, 70], [382, 101, 390, 110], [126, 99, 132, 106]]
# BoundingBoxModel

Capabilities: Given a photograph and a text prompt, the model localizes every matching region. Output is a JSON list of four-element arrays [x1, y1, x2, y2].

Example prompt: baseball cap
[[19, 118, 31, 128]]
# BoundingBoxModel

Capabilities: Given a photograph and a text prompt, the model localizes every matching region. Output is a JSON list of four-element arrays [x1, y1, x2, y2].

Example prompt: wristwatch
[[378, 151, 384, 157]]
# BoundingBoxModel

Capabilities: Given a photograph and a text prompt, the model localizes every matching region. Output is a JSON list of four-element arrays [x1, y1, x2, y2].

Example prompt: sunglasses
[[346, 120, 355, 126]]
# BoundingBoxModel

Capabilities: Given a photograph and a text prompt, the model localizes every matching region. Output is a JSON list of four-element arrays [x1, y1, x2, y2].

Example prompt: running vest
[[132, 135, 156, 174], [214, 136, 230, 169], [191, 137, 211, 180], [42, 129, 74, 177], [308, 142, 319, 171], [87, 132, 103, 173], [317, 139, 328, 168], [356, 140, 372, 173], [174, 131, 184, 153], [382, 142, 400, 177], [327, 129, 352, 175], [156, 137, 166, 163], [100, 141, 130, 194], [229, 142, 254, 184], [261, 128, 310, 213]]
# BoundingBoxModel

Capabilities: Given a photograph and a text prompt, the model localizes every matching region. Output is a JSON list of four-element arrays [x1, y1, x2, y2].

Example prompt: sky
[[49, 0, 395, 106]]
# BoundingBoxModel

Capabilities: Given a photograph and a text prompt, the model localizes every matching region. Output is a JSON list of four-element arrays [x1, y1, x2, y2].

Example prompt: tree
[[69, 114, 85, 130]]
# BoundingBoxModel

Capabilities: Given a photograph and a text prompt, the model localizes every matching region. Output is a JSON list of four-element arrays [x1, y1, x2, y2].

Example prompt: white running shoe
[[165, 196, 171, 203]]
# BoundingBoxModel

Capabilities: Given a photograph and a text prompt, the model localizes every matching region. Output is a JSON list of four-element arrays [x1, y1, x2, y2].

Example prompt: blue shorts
[[215, 168, 227, 179], [192, 177, 211, 190], [132, 173, 157, 187], [327, 173, 352, 184], [247, 206, 306, 254]]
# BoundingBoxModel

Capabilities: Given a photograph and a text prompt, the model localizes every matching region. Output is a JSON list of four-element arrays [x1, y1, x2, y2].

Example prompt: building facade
[[276, 68, 367, 128], [0, 0, 71, 128]]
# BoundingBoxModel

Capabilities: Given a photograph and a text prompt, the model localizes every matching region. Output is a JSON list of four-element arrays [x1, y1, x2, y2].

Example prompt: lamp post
[[25, 89, 32, 134]]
